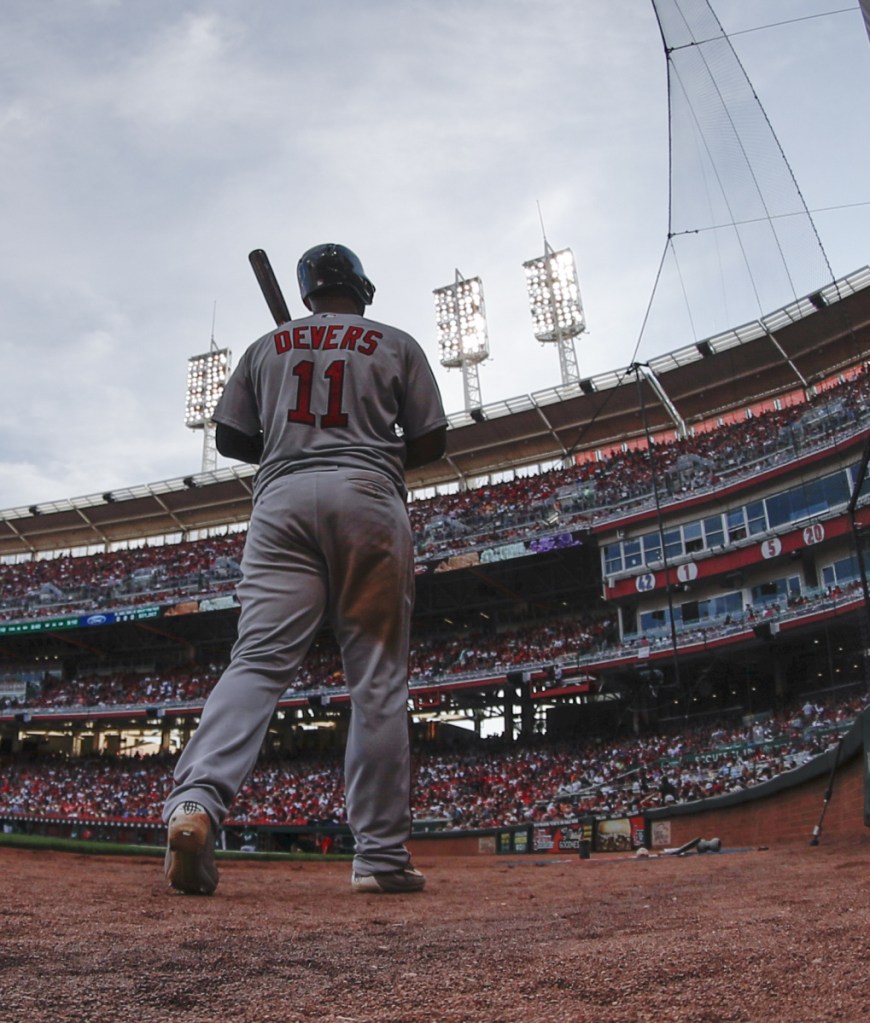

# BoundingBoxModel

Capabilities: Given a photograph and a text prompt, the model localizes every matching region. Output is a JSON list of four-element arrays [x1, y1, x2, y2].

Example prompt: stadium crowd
[[1, 369, 867, 624], [17, 612, 617, 710], [1, 370, 867, 838], [5, 578, 858, 713], [0, 690, 863, 829], [409, 369, 868, 554]]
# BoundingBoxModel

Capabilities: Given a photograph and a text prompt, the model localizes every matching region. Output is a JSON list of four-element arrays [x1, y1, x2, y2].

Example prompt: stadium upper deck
[[1, 268, 869, 559]]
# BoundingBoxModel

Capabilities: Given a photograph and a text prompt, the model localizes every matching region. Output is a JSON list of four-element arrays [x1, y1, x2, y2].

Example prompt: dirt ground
[[0, 839, 868, 1023]]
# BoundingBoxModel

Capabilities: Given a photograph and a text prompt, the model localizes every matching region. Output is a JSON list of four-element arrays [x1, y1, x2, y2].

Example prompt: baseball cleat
[[351, 866, 426, 894], [165, 801, 219, 895]]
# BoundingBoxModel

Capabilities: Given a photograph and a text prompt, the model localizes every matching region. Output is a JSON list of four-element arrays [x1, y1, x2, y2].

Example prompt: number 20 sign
[[803, 523, 825, 545]]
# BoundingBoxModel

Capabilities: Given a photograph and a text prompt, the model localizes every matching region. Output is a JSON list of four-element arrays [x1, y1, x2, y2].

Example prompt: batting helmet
[[297, 243, 375, 309]]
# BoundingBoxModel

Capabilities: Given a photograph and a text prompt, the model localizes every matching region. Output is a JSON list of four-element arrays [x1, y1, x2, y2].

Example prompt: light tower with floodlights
[[433, 269, 489, 416], [184, 337, 232, 472], [523, 240, 585, 386]]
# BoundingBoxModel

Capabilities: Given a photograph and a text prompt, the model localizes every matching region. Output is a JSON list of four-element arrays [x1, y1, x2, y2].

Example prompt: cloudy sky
[[1, 0, 868, 511]]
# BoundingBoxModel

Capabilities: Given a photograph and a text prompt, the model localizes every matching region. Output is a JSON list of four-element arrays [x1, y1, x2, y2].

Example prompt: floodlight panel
[[185, 348, 232, 428], [434, 276, 489, 367], [524, 247, 585, 342]]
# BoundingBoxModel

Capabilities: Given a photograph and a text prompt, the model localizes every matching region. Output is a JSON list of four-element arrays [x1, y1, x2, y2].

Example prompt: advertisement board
[[532, 820, 593, 854], [595, 815, 646, 852], [496, 828, 531, 854]]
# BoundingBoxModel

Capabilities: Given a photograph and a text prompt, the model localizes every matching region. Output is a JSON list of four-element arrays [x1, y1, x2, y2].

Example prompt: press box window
[[643, 532, 662, 564], [683, 521, 703, 554], [603, 544, 623, 575], [746, 501, 766, 536], [639, 608, 670, 633], [822, 555, 860, 588], [623, 538, 643, 569], [703, 515, 724, 548], [663, 528, 682, 560], [726, 509, 746, 543]]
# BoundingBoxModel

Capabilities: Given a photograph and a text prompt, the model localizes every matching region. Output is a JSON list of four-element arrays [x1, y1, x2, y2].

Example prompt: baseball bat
[[249, 249, 292, 325], [663, 836, 700, 856], [809, 735, 844, 845]]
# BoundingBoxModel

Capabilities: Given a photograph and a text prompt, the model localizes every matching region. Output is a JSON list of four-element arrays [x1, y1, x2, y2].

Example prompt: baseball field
[[0, 837, 867, 1023]]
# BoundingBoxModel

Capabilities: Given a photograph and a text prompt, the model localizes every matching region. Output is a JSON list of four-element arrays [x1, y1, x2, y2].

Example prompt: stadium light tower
[[434, 270, 490, 416], [523, 241, 585, 386], [185, 337, 232, 472]]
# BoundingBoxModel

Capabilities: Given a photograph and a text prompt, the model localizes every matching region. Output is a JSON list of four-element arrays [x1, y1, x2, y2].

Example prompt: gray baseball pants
[[163, 467, 415, 875]]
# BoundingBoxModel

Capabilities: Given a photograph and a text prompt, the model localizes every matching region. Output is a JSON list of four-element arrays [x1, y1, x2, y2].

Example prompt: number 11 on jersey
[[288, 359, 349, 428]]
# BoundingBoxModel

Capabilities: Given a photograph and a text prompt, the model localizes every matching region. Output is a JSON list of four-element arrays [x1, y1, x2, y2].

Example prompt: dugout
[[644, 707, 870, 850]]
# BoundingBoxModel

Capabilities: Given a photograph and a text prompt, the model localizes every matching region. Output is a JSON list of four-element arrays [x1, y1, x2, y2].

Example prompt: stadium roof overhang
[[2, 268, 869, 559], [427, 268, 870, 487]]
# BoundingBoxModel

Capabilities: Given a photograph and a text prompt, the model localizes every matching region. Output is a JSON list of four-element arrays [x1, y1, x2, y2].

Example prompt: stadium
[[3, 263, 863, 1023], [3, 260, 870, 852], [2, 2, 869, 1021]]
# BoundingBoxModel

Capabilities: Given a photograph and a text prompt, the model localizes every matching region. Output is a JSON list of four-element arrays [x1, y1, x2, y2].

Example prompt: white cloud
[[0, 0, 868, 510]]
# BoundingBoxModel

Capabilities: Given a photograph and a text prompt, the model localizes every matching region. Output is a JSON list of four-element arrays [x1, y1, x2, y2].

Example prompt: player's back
[[245, 311, 438, 497]]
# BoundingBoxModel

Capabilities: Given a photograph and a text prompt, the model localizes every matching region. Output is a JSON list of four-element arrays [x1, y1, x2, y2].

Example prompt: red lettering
[[288, 362, 316, 424], [286, 359, 348, 428], [310, 325, 326, 349], [340, 325, 364, 351], [322, 359, 348, 426], [358, 330, 381, 356], [292, 326, 310, 349], [323, 324, 341, 349], [274, 330, 292, 354]]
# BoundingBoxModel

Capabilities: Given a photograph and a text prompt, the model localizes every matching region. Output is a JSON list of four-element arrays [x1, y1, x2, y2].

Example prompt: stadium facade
[[1, 269, 869, 761]]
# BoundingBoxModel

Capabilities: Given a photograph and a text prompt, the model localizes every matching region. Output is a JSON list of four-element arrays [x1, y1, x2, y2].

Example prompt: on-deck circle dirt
[[0, 840, 867, 1023]]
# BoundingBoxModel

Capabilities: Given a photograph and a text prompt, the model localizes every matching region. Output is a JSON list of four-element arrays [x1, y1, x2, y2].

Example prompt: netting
[[640, 0, 833, 356]]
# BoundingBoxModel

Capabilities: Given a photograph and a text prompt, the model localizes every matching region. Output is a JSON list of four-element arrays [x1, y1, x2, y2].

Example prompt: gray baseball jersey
[[165, 310, 447, 879], [213, 312, 447, 498]]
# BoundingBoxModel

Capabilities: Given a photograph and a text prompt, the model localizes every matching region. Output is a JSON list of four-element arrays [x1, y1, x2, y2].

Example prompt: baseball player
[[163, 243, 447, 895]]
